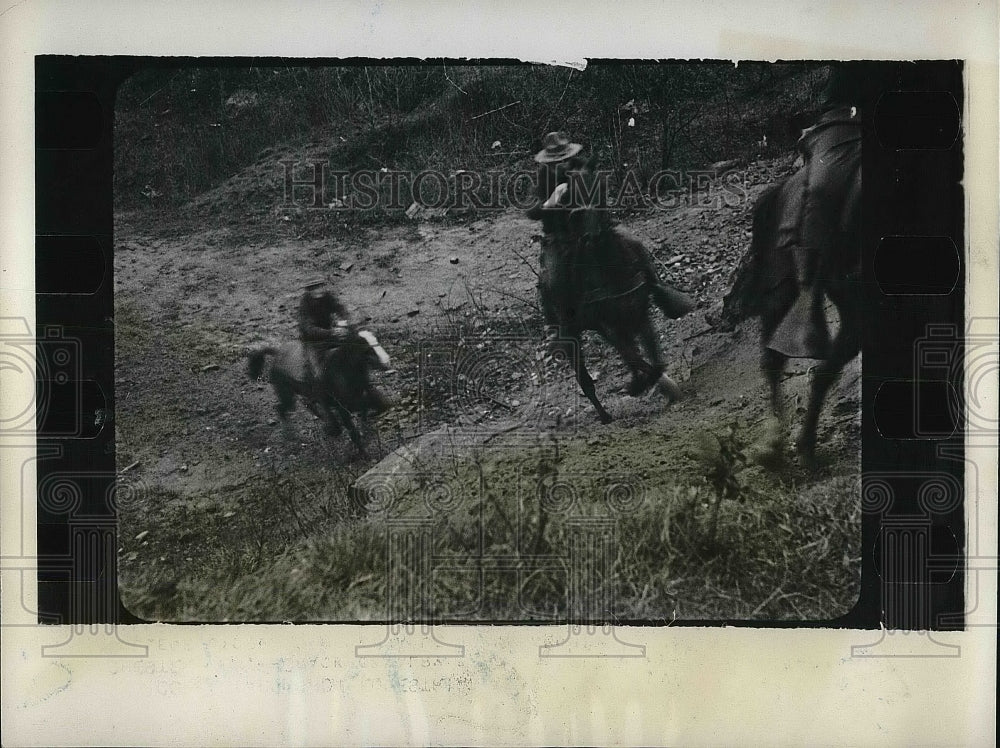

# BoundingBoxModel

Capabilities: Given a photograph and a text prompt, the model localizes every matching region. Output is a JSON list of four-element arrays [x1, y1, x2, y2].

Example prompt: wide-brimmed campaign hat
[[534, 131, 583, 163], [303, 279, 328, 290]]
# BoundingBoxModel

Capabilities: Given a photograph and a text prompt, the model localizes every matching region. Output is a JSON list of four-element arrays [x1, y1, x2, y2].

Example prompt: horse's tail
[[247, 346, 278, 380], [650, 282, 695, 319], [614, 232, 695, 320]]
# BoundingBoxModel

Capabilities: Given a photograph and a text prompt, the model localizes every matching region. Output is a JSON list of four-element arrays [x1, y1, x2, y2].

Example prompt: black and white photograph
[[115, 61, 870, 623], [4, 1, 997, 745]]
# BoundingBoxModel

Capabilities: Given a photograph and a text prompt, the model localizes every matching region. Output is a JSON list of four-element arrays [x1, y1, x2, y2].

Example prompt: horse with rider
[[248, 279, 391, 455], [527, 131, 694, 423], [726, 63, 896, 465]]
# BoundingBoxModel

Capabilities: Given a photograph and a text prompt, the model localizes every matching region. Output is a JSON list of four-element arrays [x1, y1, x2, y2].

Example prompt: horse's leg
[[636, 314, 681, 401], [364, 386, 391, 415], [756, 346, 790, 460], [604, 326, 658, 397], [320, 399, 343, 436], [636, 315, 664, 372], [762, 346, 788, 420], [750, 301, 793, 466], [796, 288, 860, 465], [330, 400, 366, 457], [553, 337, 612, 424], [270, 372, 298, 440]]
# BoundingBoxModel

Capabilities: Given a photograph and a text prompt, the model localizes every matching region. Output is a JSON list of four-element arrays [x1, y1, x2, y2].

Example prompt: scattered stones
[[119, 459, 141, 474]]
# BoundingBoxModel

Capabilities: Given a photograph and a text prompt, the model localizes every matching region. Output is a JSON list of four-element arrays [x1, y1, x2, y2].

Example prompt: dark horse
[[724, 165, 861, 466], [247, 328, 391, 454], [532, 177, 694, 424]]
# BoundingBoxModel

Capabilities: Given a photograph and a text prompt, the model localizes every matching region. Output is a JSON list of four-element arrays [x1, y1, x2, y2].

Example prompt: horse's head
[[541, 153, 599, 207], [542, 181, 571, 209], [541, 160, 606, 242], [356, 329, 391, 370]]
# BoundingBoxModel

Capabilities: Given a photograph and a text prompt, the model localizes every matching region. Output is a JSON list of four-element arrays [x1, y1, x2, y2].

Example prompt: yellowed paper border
[[2, 1, 996, 745]]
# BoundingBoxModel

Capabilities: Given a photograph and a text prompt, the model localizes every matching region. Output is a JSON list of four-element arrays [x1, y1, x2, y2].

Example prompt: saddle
[[300, 338, 346, 388], [549, 215, 647, 310]]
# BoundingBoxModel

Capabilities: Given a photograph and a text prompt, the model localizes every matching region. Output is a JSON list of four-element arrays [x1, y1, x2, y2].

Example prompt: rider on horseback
[[769, 64, 867, 359], [530, 131, 611, 339], [298, 278, 352, 399]]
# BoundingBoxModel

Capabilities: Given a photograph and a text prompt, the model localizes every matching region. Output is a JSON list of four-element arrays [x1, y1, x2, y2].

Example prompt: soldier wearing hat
[[769, 63, 889, 359], [530, 131, 608, 339], [298, 279, 352, 396]]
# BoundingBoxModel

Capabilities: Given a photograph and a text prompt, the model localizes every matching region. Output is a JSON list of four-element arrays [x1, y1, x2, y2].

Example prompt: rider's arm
[[298, 297, 334, 342], [328, 293, 350, 323], [323, 294, 354, 343]]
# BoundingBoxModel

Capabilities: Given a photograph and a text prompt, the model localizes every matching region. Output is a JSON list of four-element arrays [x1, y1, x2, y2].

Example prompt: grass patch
[[120, 423, 860, 623]]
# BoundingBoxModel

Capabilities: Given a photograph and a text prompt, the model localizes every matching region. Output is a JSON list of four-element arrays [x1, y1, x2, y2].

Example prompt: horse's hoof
[[795, 439, 818, 471], [626, 368, 661, 397], [598, 411, 613, 424], [656, 374, 682, 403], [749, 442, 787, 471]]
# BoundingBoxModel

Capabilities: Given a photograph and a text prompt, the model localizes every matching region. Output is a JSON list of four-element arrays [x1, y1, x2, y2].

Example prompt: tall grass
[[115, 62, 828, 212], [123, 442, 860, 623]]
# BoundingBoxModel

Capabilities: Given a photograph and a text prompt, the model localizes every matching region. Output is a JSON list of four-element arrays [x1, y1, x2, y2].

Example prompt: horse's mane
[[327, 325, 390, 366]]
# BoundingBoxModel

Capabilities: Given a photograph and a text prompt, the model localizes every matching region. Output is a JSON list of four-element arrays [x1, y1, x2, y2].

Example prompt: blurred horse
[[724, 165, 861, 466], [247, 328, 391, 455], [531, 172, 694, 423]]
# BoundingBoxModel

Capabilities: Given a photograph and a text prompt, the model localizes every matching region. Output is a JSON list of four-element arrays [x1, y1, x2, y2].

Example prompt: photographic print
[[6, 0, 996, 743], [114, 61, 872, 623]]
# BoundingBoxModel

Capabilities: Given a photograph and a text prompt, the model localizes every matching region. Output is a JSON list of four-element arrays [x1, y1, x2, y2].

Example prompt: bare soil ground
[[115, 158, 861, 622]]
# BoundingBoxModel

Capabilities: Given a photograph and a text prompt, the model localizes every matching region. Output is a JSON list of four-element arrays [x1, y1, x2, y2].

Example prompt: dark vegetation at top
[[114, 61, 828, 213]]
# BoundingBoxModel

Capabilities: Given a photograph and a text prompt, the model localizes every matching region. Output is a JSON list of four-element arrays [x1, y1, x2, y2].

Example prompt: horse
[[531, 175, 694, 424], [723, 164, 861, 466], [247, 328, 391, 454]]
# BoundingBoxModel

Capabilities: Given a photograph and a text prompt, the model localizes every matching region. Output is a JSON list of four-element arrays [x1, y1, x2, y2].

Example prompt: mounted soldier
[[768, 64, 870, 359], [525, 132, 694, 419], [297, 278, 353, 399], [528, 131, 611, 338]]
